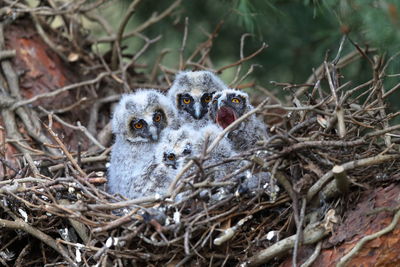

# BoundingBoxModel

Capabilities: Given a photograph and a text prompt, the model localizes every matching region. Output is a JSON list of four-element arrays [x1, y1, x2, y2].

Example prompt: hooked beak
[[193, 102, 202, 119], [149, 125, 158, 141]]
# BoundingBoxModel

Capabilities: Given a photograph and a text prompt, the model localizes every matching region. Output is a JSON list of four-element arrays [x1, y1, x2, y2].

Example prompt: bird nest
[[1, 2, 400, 267]]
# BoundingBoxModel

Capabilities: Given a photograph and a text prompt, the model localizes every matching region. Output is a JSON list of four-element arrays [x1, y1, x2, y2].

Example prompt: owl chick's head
[[209, 89, 251, 129], [156, 125, 201, 169], [168, 70, 228, 121], [112, 90, 177, 143]]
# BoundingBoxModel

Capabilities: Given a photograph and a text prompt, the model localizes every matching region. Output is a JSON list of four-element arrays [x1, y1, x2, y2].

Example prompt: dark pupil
[[180, 94, 191, 103]]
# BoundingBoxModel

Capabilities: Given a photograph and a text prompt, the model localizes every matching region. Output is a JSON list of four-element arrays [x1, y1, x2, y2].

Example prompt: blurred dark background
[[91, 0, 400, 105]]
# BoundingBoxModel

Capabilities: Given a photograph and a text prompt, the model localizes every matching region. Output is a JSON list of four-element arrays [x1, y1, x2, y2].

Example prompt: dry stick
[[58, 199, 90, 244], [150, 49, 171, 83], [376, 60, 392, 148], [324, 62, 338, 106], [235, 64, 262, 88], [30, 13, 68, 62], [92, 208, 139, 233], [179, 17, 189, 71], [295, 49, 376, 98], [245, 222, 329, 267], [300, 241, 322, 267], [293, 198, 307, 267], [217, 43, 267, 73], [39, 105, 105, 150], [336, 208, 400, 267], [0, 177, 50, 186], [110, 0, 142, 69], [11, 71, 113, 110], [84, 10, 115, 36], [230, 33, 252, 87], [53, 97, 88, 114], [94, 0, 182, 44], [332, 165, 349, 194], [355, 82, 400, 116], [324, 61, 346, 138], [307, 154, 400, 201], [0, 218, 77, 266], [0, 50, 15, 60], [87, 95, 120, 135], [167, 99, 269, 196], [1, 110, 40, 177], [43, 117, 87, 178], [47, 153, 109, 172], [122, 34, 162, 91], [0, 25, 60, 157]]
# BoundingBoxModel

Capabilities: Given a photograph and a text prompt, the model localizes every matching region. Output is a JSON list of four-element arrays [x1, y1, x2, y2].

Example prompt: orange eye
[[204, 96, 212, 103], [134, 122, 143, 129], [154, 114, 161, 122], [167, 154, 175, 161], [232, 98, 240, 104], [183, 98, 191, 104]]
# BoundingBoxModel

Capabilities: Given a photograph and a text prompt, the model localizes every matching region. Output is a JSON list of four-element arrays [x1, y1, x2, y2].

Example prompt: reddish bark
[[280, 184, 400, 267]]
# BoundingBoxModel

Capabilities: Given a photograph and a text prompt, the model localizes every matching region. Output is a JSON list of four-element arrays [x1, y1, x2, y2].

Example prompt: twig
[[293, 198, 306, 267], [216, 43, 267, 73], [332, 165, 349, 194], [38, 106, 105, 150], [245, 222, 328, 266], [94, 0, 182, 44], [0, 218, 76, 266], [11, 72, 114, 110], [336, 208, 400, 267], [0, 50, 15, 60], [43, 116, 87, 177], [230, 33, 252, 86], [307, 154, 400, 201], [179, 17, 189, 70], [300, 241, 322, 267], [110, 0, 142, 70]]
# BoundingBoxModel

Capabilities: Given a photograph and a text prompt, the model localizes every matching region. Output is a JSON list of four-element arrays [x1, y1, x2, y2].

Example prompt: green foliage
[[114, 0, 399, 105], [318, 0, 400, 53]]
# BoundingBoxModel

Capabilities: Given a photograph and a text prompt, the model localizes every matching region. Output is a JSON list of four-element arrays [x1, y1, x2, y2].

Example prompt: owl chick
[[107, 90, 178, 198], [167, 70, 228, 128], [209, 89, 268, 151], [133, 125, 196, 197], [146, 123, 238, 195]]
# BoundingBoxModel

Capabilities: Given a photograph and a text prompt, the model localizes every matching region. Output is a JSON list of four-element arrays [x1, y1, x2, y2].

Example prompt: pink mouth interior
[[216, 106, 237, 129]]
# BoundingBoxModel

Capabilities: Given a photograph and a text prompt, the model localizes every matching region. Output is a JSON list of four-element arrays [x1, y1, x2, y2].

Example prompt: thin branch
[[336, 208, 400, 267]]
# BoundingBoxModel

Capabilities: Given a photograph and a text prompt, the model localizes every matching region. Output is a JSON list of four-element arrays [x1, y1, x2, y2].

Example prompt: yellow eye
[[183, 98, 191, 104], [204, 96, 211, 103], [167, 154, 175, 161], [232, 98, 240, 104], [154, 114, 161, 122], [134, 122, 143, 129]]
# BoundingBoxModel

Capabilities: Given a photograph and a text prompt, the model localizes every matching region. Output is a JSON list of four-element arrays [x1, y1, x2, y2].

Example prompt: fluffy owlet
[[209, 89, 268, 151], [144, 123, 238, 195], [167, 70, 228, 129], [107, 90, 179, 198]]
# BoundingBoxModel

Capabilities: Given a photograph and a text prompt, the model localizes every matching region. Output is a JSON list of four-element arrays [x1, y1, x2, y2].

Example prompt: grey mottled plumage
[[107, 90, 178, 198], [209, 89, 268, 151], [168, 70, 228, 128], [145, 124, 237, 194]]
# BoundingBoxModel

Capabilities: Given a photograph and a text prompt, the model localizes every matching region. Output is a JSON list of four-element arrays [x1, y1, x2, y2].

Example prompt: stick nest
[[0, 1, 400, 266]]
